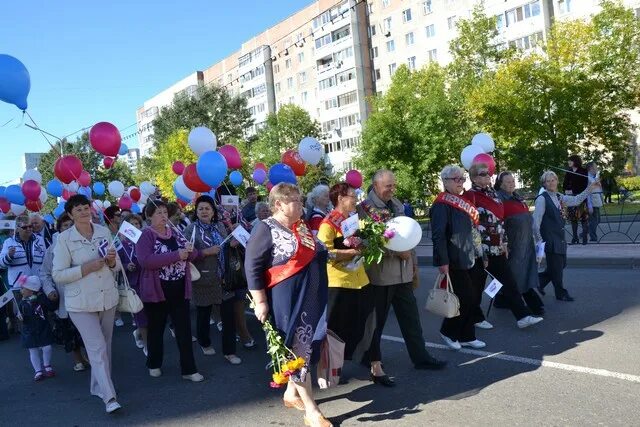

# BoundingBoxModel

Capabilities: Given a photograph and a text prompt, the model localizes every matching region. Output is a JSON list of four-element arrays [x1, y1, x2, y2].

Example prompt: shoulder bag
[[425, 273, 460, 318], [117, 266, 143, 314]]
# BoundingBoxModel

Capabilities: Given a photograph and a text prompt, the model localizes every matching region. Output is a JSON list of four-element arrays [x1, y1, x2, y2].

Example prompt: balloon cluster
[[460, 133, 496, 175]]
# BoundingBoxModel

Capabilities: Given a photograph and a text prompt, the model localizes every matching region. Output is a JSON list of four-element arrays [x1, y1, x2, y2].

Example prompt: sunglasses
[[445, 177, 466, 183], [477, 172, 490, 177], [19, 225, 33, 230]]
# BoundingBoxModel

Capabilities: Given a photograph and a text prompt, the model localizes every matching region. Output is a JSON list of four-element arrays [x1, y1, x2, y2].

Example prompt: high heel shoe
[[370, 373, 395, 387]]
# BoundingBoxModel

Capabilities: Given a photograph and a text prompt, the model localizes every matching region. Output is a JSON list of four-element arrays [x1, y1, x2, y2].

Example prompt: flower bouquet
[[355, 218, 395, 265]]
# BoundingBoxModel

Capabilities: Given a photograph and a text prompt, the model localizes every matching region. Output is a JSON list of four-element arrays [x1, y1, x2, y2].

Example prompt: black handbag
[[222, 246, 248, 292]]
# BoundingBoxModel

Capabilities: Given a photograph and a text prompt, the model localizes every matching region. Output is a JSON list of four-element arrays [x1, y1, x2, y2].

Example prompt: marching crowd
[[0, 157, 600, 427]]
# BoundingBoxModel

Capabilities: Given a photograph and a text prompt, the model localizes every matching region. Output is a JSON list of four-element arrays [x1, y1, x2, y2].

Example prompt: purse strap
[[434, 273, 454, 293]]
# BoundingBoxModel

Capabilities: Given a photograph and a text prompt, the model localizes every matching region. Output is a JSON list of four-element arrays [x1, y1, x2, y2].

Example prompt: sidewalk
[[416, 243, 640, 269]]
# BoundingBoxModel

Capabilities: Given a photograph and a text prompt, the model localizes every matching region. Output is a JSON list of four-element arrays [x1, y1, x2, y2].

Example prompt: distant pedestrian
[[563, 155, 589, 245], [586, 162, 603, 242], [403, 200, 415, 218], [600, 171, 616, 204], [306, 185, 331, 234]]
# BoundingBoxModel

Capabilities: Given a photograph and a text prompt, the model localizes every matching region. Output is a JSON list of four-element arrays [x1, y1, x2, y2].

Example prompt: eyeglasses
[[445, 177, 466, 183], [477, 172, 490, 177], [19, 225, 33, 230]]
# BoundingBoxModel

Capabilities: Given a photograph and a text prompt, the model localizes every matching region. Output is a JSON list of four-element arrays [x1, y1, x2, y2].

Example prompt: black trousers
[[144, 280, 197, 375], [441, 268, 477, 342], [368, 282, 432, 365], [475, 255, 531, 321], [0, 303, 9, 339], [538, 253, 568, 298], [196, 299, 236, 355]]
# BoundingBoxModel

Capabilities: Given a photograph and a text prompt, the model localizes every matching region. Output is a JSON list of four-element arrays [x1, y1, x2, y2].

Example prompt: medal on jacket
[[296, 222, 315, 250]]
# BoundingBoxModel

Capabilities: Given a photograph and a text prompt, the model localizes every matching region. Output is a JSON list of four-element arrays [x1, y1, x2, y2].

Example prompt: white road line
[[381, 334, 640, 384]]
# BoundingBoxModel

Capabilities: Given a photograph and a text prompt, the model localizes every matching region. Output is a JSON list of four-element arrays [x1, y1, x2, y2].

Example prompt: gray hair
[[307, 184, 329, 208], [440, 165, 466, 181], [28, 213, 43, 221], [254, 201, 269, 216], [372, 169, 394, 184], [540, 170, 558, 188]]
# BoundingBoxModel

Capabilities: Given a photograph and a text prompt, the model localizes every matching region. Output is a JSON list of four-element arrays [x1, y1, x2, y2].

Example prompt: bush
[[618, 176, 640, 191]]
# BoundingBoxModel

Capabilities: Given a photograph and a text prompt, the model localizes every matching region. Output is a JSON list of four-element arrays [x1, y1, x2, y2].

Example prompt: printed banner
[[231, 225, 251, 248], [118, 221, 143, 244], [484, 278, 504, 299], [340, 213, 360, 238], [0, 220, 16, 230]]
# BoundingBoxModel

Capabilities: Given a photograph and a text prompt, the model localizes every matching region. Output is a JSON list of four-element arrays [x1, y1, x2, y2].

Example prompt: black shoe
[[537, 285, 546, 296], [370, 374, 395, 387], [415, 356, 447, 370], [556, 293, 574, 302], [570, 238, 579, 245]]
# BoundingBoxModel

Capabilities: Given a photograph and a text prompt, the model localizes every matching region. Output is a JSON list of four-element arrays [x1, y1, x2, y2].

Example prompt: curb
[[417, 256, 640, 270]]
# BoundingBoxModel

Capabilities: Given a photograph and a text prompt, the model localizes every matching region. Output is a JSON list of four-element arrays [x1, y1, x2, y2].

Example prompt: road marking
[[381, 334, 640, 384]]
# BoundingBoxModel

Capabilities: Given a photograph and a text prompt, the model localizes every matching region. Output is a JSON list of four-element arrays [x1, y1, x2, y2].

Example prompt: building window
[[405, 32, 415, 46], [319, 76, 336, 90], [315, 34, 332, 49], [298, 72, 307, 84], [298, 52, 304, 63], [382, 0, 390, 8], [332, 25, 351, 42], [289, 96, 294, 104], [325, 98, 338, 110], [407, 56, 416, 70], [423, 0, 432, 14], [274, 64, 280, 73], [336, 68, 356, 84], [337, 90, 357, 106], [369, 25, 377, 37], [402, 8, 412, 23], [425, 24, 436, 38], [301, 92, 308, 103], [427, 49, 437, 62], [339, 113, 359, 128], [275, 82, 281, 93], [558, 0, 571, 14], [287, 77, 293, 89], [383, 17, 392, 33], [374, 68, 381, 80], [257, 103, 265, 113], [371, 46, 379, 58], [447, 16, 457, 30], [285, 58, 292, 69], [635, 8, 640, 18], [386, 39, 395, 52], [333, 46, 354, 62], [496, 13, 505, 31], [388, 62, 397, 76], [524, 1, 541, 18]]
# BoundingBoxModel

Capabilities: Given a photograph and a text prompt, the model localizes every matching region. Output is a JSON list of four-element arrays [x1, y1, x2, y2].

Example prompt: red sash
[[265, 221, 316, 289], [434, 192, 479, 225], [502, 199, 529, 218], [463, 189, 504, 220], [320, 210, 346, 234]]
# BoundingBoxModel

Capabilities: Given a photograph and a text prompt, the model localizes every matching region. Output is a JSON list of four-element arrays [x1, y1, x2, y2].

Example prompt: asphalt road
[[1, 267, 639, 426]]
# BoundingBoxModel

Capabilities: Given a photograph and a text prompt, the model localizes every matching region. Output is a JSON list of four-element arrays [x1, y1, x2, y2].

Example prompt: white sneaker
[[460, 339, 487, 349], [517, 316, 544, 329], [114, 319, 124, 327], [191, 336, 197, 342], [132, 331, 144, 349], [105, 400, 121, 413], [475, 320, 494, 329], [201, 346, 216, 356], [169, 328, 176, 338], [73, 362, 87, 372], [440, 333, 461, 350], [242, 339, 255, 349], [216, 321, 223, 332], [149, 368, 162, 377], [132, 320, 137, 327], [182, 372, 204, 382], [224, 354, 242, 365], [209, 318, 215, 325], [142, 347, 148, 357]]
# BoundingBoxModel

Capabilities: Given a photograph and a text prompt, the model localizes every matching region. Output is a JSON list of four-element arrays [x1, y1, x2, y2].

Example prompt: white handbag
[[425, 273, 460, 318], [189, 262, 201, 281], [117, 265, 143, 314]]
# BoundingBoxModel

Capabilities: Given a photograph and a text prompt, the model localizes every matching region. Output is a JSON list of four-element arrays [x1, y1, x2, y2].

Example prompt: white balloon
[[103, 200, 112, 209], [108, 181, 125, 198], [384, 216, 423, 252], [39, 191, 48, 204], [460, 145, 485, 170], [11, 204, 26, 215], [298, 136, 323, 166], [139, 194, 148, 205], [140, 181, 156, 196], [188, 127, 217, 156], [174, 176, 196, 201], [471, 133, 495, 153], [92, 200, 104, 209], [23, 169, 42, 184], [67, 181, 80, 192]]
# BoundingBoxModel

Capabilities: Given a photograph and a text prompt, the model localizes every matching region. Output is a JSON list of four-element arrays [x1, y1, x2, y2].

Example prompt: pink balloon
[[218, 145, 242, 169], [90, 122, 122, 157], [345, 170, 363, 189], [172, 161, 185, 175], [118, 196, 133, 210], [103, 157, 115, 169], [55, 155, 83, 184], [255, 162, 267, 172], [78, 170, 91, 187], [472, 153, 496, 176], [266, 181, 274, 193], [22, 180, 41, 201]]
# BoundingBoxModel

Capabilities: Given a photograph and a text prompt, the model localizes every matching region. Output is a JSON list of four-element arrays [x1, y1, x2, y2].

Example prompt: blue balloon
[[229, 171, 243, 186], [5, 184, 25, 205], [93, 182, 105, 196], [0, 54, 30, 110], [53, 205, 65, 219], [43, 214, 55, 225], [131, 204, 141, 214], [78, 186, 92, 198], [0, 186, 5, 198], [118, 143, 129, 156], [268, 163, 297, 185], [196, 151, 228, 188], [173, 182, 192, 203], [46, 179, 64, 197]]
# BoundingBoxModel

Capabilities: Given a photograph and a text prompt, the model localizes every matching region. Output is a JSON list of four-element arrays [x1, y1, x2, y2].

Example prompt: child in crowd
[[18, 275, 58, 381]]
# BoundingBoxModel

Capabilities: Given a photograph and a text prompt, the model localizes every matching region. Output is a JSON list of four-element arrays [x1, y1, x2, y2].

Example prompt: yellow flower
[[291, 357, 305, 370], [272, 372, 289, 385]]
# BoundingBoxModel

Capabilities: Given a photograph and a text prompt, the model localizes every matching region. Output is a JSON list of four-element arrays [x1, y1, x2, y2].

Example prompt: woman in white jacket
[[52, 195, 122, 414]]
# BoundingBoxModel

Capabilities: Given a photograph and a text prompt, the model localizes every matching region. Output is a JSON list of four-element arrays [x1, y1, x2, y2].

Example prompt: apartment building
[[118, 148, 140, 172]]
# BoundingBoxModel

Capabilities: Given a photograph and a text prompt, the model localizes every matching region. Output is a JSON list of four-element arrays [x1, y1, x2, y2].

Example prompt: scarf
[[195, 219, 225, 278], [465, 185, 505, 220], [434, 191, 479, 225]]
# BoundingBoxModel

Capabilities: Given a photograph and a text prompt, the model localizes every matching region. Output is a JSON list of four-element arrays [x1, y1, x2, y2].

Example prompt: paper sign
[[118, 220, 142, 244], [221, 195, 239, 206], [0, 289, 13, 309], [231, 225, 251, 248], [113, 236, 124, 252], [536, 241, 546, 259], [340, 214, 360, 238], [97, 239, 110, 257], [0, 220, 15, 230], [484, 278, 503, 299]]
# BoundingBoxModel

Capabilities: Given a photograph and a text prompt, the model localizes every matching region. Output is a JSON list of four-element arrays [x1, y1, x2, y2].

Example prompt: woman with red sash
[[245, 183, 331, 427], [464, 164, 542, 331]]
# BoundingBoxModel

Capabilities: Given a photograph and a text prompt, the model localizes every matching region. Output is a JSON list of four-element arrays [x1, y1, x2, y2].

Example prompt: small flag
[[221, 195, 239, 206], [118, 220, 142, 244], [0, 289, 14, 309], [340, 213, 360, 238], [536, 241, 546, 259], [484, 278, 503, 299], [97, 239, 110, 257], [231, 225, 251, 248], [0, 220, 15, 230]]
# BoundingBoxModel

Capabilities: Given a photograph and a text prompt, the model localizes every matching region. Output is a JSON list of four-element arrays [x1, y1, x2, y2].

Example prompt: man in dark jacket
[[563, 155, 589, 245]]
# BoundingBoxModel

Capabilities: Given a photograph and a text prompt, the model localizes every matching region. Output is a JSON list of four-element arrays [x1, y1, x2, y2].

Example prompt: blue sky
[[0, 0, 313, 183]]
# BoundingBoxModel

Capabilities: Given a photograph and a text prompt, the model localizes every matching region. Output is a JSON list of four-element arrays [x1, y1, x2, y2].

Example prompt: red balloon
[[62, 190, 76, 200], [78, 170, 91, 187], [90, 122, 122, 157], [172, 161, 185, 175], [176, 199, 188, 208], [103, 157, 115, 169], [345, 170, 363, 189], [118, 196, 133, 210], [218, 145, 242, 169], [25, 199, 43, 212], [54, 155, 83, 184], [266, 182, 274, 193], [254, 162, 267, 171], [183, 163, 211, 192], [0, 197, 10, 213], [282, 150, 306, 176], [129, 188, 141, 202], [22, 180, 41, 201], [472, 153, 496, 176]]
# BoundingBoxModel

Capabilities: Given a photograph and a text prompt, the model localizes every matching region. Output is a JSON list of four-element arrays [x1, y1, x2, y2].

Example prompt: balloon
[[177, 199, 189, 209], [252, 168, 267, 185], [460, 145, 484, 170], [196, 151, 228, 188], [25, 199, 42, 212], [140, 181, 156, 196], [10, 204, 26, 215], [173, 176, 196, 202], [78, 170, 91, 187], [345, 170, 363, 189], [118, 196, 133, 210], [78, 186, 92, 199], [92, 200, 104, 210], [90, 122, 122, 157], [282, 150, 306, 176], [46, 179, 64, 197], [0, 187, 5, 198], [472, 153, 496, 176], [53, 204, 65, 218], [108, 181, 125, 198], [38, 190, 48, 204], [54, 155, 83, 184], [103, 157, 115, 169], [103, 200, 111, 209], [0, 198, 9, 213], [229, 171, 243, 186], [255, 162, 267, 171], [188, 127, 217, 156], [183, 163, 211, 192], [66, 181, 79, 193], [21, 180, 41, 201], [131, 203, 141, 214], [268, 163, 297, 185], [266, 182, 274, 193], [5, 185, 25, 205], [471, 133, 495, 153], [218, 145, 242, 169], [43, 214, 55, 225], [118, 143, 129, 156], [384, 216, 423, 252], [172, 161, 185, 175], [298, 137, 323, 165], [129, 188, 141, 202], [93, 182, 106, 196], [0, 54, 30, 110], [23, 169, 42, 184], [62, 189, 76, 200]]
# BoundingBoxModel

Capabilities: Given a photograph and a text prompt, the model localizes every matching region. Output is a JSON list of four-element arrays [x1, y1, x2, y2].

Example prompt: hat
[[21, 276, 42, 292]]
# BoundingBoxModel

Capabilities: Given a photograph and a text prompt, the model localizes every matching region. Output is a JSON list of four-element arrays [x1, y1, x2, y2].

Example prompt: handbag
[[116, 267, 143, 314], [222, 246, 248, 292], [189, 262, 201, 281], [425, 273, 460, 318], [317, 329, 345, 389]]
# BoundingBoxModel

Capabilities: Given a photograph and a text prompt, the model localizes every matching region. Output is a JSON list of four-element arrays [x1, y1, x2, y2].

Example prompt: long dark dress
[[245, 218, 328, 381]]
